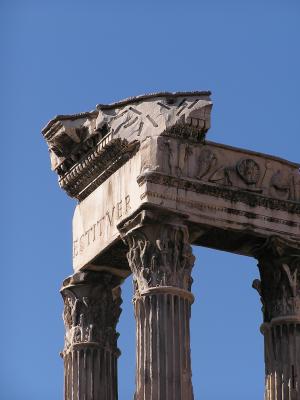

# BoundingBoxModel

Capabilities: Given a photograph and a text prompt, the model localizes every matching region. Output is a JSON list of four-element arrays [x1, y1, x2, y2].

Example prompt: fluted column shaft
[[261, 319, 300, 400], [61, 271, 122, 400], [134, 289, 194, 400], [122, 216, 195, 400], [253, 237, 300, 400]]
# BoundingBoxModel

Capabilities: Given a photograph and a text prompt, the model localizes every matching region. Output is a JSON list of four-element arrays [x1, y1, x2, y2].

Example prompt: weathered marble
[[71, 135, 300, 272], [252, 237, 300, 400], [42, 91, 300, 399], [61, 271, 122, 400], [120, 211, 195, 400], [42, 92, 212, 200], [72, 149, 143, 272]]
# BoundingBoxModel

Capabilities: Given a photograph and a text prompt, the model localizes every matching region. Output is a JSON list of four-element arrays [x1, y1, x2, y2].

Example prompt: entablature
[[41, 92, 300, 274]]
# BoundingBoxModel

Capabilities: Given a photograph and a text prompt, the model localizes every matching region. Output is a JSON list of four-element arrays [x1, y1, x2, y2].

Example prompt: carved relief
[[253, 237, 300, 400], [196, 148, 217, 180], [164, 142, 300, 203], [125, 224, 195, 293], [158, 139, 174, 175], [177, 143, 193, 177], [270, 170, 293, 200], [194, 149, 230, 187], [209, 166, 233, 186], [236, 158, 260, 185], [61, 272, 122, 354], [195, 151, 262, 191]]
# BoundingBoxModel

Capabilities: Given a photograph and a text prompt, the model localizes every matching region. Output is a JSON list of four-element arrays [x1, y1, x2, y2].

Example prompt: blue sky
[[1, 1, 299, 399]]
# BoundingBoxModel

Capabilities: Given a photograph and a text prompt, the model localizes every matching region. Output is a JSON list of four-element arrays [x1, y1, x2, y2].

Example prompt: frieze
[[196, 148, 217, 180], [194, 147, 300, 200], [154, 137, 300, 203], [236, 158, 260, 185]]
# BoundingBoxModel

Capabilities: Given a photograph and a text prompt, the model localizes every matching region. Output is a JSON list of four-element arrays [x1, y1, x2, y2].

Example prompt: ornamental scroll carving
[[125, 224, 195, 293], [61, 272, 122, 355], [252, 237, 300, 322]]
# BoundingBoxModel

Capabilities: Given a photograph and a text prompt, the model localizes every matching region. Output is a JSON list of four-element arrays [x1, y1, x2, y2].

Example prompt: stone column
[[253, 237, 300, 400], [61, 271, 122, 400], [120, 211, 195, 400]]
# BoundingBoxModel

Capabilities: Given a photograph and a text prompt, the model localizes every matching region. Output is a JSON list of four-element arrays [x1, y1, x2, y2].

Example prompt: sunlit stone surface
[[43, 91, 300, 400]]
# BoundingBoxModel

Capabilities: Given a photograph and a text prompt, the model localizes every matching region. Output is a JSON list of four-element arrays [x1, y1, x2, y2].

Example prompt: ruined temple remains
[[42, 91, 300, 400]]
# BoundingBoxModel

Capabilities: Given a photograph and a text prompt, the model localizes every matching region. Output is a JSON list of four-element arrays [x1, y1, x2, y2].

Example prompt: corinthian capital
[[61, 271, 122, 355], [252, 236, 300, 322], [120, 211, 194, 294]]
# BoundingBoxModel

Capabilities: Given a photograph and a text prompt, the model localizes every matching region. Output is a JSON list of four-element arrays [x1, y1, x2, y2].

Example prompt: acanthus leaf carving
[[125, 224, 195, 294], [61, 271, 122, 355], [282, 260, 299, 298], [252, 236, 300, 322]]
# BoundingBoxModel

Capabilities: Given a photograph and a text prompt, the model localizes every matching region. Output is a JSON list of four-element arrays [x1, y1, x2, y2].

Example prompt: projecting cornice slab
[[42, 91, 212, 199]]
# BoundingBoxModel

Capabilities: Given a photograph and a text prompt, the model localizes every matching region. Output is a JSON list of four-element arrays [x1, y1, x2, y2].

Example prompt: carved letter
[[106, 206, 115, 226], [125, 195, 131, 213], [73, 240, 78, 258], [117, 200, 123, 219]]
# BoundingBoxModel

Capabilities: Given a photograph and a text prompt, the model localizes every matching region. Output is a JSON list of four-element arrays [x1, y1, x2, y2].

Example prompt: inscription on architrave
[[72, 152, 145, 271]]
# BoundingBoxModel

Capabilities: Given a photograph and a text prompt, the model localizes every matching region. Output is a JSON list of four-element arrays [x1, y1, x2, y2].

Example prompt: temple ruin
[[42, 91, 300, 400]]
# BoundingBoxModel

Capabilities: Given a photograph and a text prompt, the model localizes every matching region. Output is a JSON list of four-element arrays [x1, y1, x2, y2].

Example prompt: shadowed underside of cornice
[[42, 91, 212, 200]]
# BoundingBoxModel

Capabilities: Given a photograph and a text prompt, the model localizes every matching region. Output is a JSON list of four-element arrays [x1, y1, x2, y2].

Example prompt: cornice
[[59, 135, 139, 200], [42, 91, 213, 200], [42, 111, 98, 138], [42, 91, 211, 135], [96, 90, 211, 110]]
